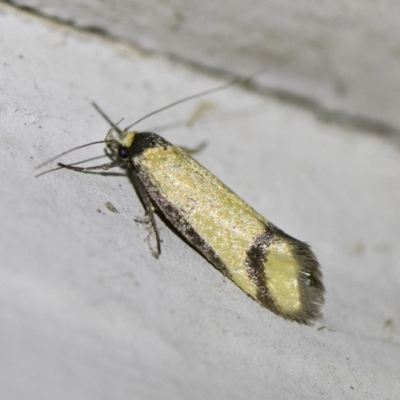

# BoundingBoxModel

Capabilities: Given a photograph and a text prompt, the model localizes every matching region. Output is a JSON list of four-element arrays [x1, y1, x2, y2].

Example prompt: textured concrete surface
[[1, 4, 399, 400], [8, 0, 400, 136]]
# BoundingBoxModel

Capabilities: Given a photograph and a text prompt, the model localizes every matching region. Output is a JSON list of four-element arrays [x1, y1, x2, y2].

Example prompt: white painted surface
[[9, 0, 400, 134], [0, 4, 399, 400]]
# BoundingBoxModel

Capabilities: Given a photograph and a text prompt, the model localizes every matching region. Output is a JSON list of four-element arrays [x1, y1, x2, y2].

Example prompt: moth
[[37, 76, 324, 323]]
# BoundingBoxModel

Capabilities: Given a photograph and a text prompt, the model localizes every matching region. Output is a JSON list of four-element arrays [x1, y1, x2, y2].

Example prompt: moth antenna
[[92, 102, 124, 134], [35, 165, 64, 178], [123, 69, 265, 131], [35, 140, 108, 170], [35, 154, 108, 178]]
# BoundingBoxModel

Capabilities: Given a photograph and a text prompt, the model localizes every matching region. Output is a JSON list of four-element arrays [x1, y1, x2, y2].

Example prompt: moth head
[[105, 129, 136, 161]]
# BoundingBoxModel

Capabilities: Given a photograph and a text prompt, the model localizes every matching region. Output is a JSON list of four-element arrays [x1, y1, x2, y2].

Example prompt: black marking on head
[[129, 132, 171, 157]]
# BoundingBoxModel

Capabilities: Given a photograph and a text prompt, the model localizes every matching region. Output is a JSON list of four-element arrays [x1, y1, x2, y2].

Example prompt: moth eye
[[118, 147, 129, 159]]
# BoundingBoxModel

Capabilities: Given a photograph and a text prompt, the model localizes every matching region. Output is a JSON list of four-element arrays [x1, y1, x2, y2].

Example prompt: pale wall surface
[[8, 0, 400, 135], [1, 4, 400, 400]]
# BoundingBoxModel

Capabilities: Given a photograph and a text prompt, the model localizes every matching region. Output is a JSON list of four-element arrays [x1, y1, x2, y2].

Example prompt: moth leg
[[104, 147, 113, 159], [130, 170, 162, 258], [134, 215, 151, 225]]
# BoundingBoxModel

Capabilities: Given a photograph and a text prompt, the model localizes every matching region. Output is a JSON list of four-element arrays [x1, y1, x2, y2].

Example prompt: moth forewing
[[124, 132, 324, 323]]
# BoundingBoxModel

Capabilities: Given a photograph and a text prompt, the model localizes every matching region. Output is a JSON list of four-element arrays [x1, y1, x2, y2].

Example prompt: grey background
[[9, 0, 400, 135], [1, 2, 399, 399]]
